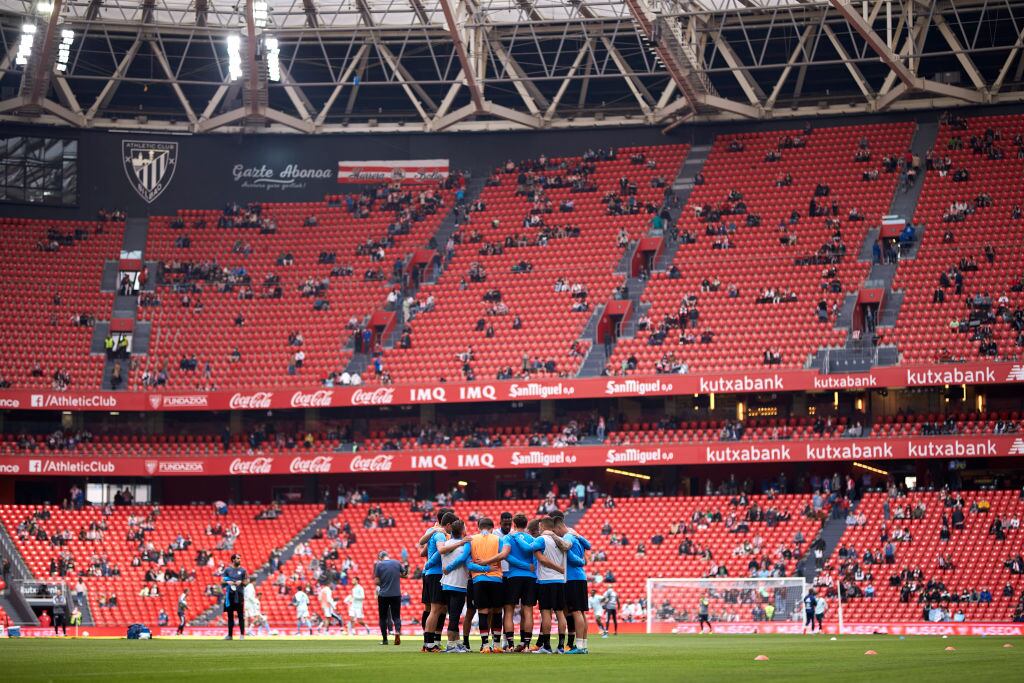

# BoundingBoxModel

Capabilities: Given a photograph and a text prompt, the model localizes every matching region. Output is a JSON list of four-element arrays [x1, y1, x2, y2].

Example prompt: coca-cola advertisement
[[350, 388, 396, 406], [289, 456, 334, 474], [290, 390, 334, 408], [228, 392, 274, 410], [349, 454, 396, 472], [228, 457, 274, 475]]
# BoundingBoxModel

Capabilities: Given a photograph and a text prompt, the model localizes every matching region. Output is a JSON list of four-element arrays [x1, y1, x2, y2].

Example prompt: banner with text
[[337, 159, 449, 184], [1, 434, 1020, 477], [0, 361, 1020, 413]]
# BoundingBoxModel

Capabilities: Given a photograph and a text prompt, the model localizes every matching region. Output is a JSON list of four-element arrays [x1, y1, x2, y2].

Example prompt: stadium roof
[[1, 0, 1023, 134]]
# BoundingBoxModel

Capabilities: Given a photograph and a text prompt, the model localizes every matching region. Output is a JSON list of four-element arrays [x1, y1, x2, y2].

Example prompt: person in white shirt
[[318, 584, 344, 630], [294, 587, 313, 635], [588, 589, 608, 638], [243, 579, 260, 632], [345, 578, 369, 635]]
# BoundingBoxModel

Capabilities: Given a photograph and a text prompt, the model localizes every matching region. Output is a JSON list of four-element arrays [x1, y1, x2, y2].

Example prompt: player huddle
[[416, 508, 597, 654]]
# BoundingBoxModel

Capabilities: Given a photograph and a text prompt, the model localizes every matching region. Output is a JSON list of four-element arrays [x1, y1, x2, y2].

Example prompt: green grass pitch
[[3, 634, 1020, 682]]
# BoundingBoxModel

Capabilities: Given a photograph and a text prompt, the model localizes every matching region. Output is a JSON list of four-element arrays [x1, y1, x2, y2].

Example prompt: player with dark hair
[[697, 595, 712, 633], [417, 508, 454, 651], [602, 586, 619, 635], [433, 518, 472, 652], [176, 587, 189, 636], [222, 553, 247, 640], [374, 550, 406, 646], [555, 514, 591, 654], [466, 517, 505, 652], [502, 513, 539, 651], [529, 517, 568, 654], [803, 588, 817, 634]]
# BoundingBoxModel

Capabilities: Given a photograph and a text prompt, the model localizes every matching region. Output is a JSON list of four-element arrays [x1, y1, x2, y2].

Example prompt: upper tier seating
[[0, 217, 123, 390], [890, 113, 1024, 364], [610, 122, 913, 374], [824, 489, 1024, 622], [361, 145, 689, 384], [134, 184, 455, 389], [0, 503, 320, 627]]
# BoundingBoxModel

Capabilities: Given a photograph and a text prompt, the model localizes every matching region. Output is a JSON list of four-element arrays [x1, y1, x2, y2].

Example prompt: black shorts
[[565, 580, 589, 613], [503, 577, 537, 607], [473, 581, 504, 610], [537, 583, 566, 612], [421, 574, 445, 605], [698, 614, 710, 624]]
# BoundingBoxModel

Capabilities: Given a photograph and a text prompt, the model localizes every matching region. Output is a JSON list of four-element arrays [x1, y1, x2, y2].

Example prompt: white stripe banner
[[337, 159, 449, 184]]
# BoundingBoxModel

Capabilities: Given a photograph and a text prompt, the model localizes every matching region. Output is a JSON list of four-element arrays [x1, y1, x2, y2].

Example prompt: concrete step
[[579, 304, 606, 340], [868, 262, 897, 282], [90, 322, 111, 354], [857, 227, 880, 262], [834, 293, 858, 330], [123, 216, 150, 254], [888, 116, 939, 219], [112, 294, 138, 318], [101, 260, 120, 293], [576, 343, 608, 378], [101, 358, 130, 390], [132, 321, 152, 355], [878, 290, 904, 328]]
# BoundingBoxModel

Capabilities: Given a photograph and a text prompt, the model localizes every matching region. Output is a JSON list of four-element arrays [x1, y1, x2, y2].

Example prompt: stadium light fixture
[[265, 35, 280, 82], [36, 0, 54, 14], [605, 468, 651, 480], [56, 28, 74, 72], [253, 0, 269, 28], [457, 480, 468, 487], [15, 23, 36, 66], [852, 462, 888, 476], [227, 33, 242, 81]]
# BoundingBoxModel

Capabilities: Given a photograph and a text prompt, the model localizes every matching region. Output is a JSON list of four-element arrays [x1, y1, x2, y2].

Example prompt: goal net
[[646, 577, 807, 634]]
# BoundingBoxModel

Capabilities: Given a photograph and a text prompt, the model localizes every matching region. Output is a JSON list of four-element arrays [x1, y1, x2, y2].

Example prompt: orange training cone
[[754, 655, 769, 661], [864, 650, 878, 656]]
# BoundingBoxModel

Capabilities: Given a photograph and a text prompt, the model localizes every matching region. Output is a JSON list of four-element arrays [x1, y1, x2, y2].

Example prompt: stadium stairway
[[190, 508, 339, 626], [888, 114, 940, 220], [0, 523, 41, 625], [101, 261, 120, 293], [801, 501, 856, 585], [342, 174, 486, 374], [578, 145, 699, 376], [424, 176, 489, 283], [669, 143, 712, 215], [122, 216, 150, 254]]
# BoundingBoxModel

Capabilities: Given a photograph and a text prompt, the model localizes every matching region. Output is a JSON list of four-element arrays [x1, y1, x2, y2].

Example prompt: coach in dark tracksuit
[[52, 588, 68, 636], [374, 551, 407, 645], [222, 554, 247, 640]]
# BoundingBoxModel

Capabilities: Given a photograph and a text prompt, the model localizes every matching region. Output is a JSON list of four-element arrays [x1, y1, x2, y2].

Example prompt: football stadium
[[0, 0, 1023, 679]]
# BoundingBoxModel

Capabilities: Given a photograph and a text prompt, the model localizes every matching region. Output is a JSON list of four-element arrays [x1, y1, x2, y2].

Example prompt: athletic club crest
[[122, 140, 178, 203]]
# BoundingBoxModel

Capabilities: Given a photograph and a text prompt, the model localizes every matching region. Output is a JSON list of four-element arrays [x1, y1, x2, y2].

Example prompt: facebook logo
[[30, 395, 44, 407], [29, 460, 42, 472]]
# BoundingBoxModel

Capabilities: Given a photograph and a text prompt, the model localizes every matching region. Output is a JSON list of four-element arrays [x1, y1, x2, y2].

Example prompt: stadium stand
[[0, 503, 320, 626], [0, 217, 123, 390], [609, 122, 913, 374], [825, 489, 1024, 622], [890, 113, 1024, 364], [134, 183, 457, 390], [570, 494, 824, 614], [361, 145, 689, 384]]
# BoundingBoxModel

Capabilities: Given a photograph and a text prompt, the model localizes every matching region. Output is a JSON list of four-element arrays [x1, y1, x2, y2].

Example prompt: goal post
[[646, 577, 807, 634]]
